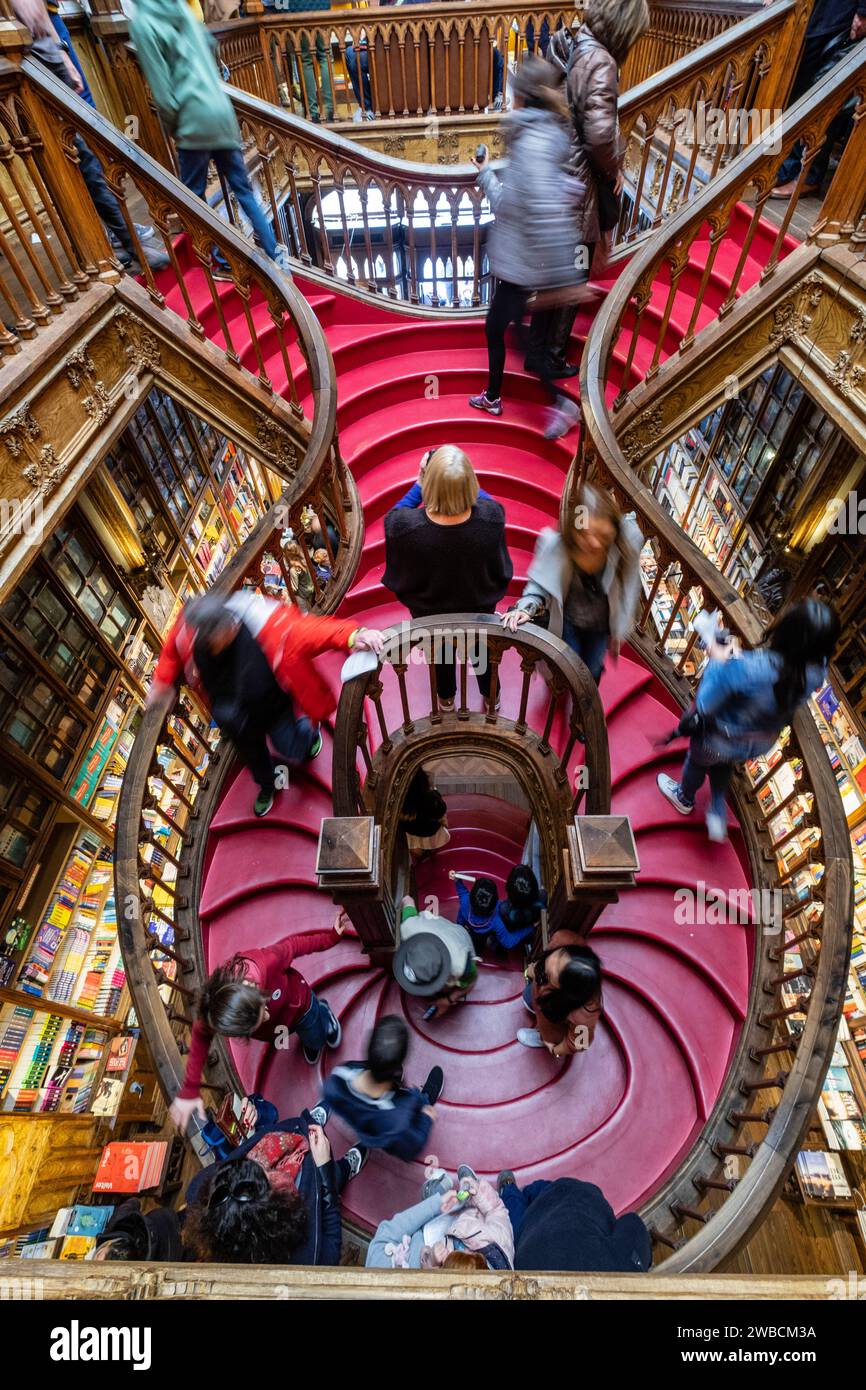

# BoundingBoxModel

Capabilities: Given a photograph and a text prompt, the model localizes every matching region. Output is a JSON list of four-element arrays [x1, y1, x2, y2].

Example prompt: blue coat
[[322, 1064, 432, 1161]]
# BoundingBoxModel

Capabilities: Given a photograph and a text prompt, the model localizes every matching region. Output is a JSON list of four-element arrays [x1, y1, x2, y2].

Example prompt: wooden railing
[[573, 40, 866, 1270], [1, 56, 361, 1105], [203, 2, 759, 126], [215, 0, 808, 308], [331, 614, 610, 905]]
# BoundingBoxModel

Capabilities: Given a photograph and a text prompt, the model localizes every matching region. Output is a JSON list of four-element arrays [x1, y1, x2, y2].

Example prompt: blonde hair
[[421, 446, 480, 517]]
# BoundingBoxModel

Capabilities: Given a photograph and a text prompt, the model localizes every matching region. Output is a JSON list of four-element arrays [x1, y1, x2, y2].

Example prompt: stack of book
[[794, 1150, 852, 1202], [93, 1141, 168, 1194]]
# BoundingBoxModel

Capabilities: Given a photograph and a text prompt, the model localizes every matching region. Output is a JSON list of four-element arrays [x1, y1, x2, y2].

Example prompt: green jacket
[[130, 0, 240, 151]]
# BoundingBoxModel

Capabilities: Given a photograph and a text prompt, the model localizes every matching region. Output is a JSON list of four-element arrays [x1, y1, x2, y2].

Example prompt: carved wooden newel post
[[316, 816, 397, 967], [548, 814, 640, 938]]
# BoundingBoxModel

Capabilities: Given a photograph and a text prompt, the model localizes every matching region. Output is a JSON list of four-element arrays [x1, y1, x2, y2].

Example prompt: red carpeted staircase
[[159, 205, 790, 1227]]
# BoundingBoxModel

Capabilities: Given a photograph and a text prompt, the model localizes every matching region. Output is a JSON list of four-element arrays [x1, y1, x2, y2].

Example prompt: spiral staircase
[[6, 0, 853, 1282]]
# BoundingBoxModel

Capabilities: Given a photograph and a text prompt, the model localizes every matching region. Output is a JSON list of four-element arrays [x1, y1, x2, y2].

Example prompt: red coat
[[179, 930, 340, 1099], [152, 592, 360, 724]]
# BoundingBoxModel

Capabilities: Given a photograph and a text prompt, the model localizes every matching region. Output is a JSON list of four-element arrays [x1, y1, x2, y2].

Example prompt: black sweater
[[382, 499, 513, 618], [808, 0, 866, 39]]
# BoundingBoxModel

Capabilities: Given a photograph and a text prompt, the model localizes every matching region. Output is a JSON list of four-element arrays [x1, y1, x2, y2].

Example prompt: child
[[399, 767, 451, 857], [168, 918, 346, 1134], [319, 1015, 444, 1162], [497, 864, 547, 951], [312, 547, 332, 584], [449, 871, 504, 943]]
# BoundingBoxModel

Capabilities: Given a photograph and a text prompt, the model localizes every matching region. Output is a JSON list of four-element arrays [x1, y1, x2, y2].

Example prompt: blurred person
[[766, 0, 866, 200], [167, 914, 349, 1134], [344, 30, 375, 120], [319, 1014, 444, 1161], [519, 929, 603, 1053], [149, 591, 384, 816], [528, 0, 650, 376], [394, 894, 478, 1020], [93, 1199, 184, 1262], [502, 484, 641, 686], [44, 0, 95, 106], [383, 446, 512, 710], [366, 1164, 514, 1269], [13, 0, 169, 274], [496, 1172, 651, 1272], [184, 1112, 366, 1265], [469, 56, 586, 439], [657, 598, 839, 843], [130, 0, 292, 272]]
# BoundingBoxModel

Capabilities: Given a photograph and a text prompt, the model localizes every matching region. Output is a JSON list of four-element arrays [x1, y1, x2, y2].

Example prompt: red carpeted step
[[190, 217, 776, 1227]]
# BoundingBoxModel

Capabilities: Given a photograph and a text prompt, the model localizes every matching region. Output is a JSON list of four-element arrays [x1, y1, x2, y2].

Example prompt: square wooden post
[[548, 815, 639, 938], [316, 817, 397, 966]]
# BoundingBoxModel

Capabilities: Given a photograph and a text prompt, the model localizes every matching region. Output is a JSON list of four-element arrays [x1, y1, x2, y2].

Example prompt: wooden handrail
[[575, 38, 862, 1270]]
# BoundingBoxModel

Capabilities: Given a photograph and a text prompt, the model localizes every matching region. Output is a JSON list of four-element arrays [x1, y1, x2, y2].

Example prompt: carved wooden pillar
[[547, 815, 639, 939], [316, 817, 397, 967]]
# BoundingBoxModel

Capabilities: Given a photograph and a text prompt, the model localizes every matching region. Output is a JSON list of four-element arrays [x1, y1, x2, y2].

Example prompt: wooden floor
[[760, 188, 825, 243]]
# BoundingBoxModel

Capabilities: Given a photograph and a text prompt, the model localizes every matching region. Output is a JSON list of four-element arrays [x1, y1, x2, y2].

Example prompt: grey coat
[[478, 107, 586, 290], [516, 509, 643, 644]]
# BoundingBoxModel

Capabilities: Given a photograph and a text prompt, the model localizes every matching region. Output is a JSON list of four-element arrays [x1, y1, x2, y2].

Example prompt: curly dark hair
[[184, 1159, 309, 1264]]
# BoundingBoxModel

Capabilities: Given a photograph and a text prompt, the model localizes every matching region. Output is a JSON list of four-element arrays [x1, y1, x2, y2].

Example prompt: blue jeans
[[561, 620, 609, 686], [294, 992, 336, 1052], [501, 1179, 551, 1237], [522, 980, 535, 1012], [178, 147, 278, 260], [345, 42, 372, 112], [680, 741, 733, 820]]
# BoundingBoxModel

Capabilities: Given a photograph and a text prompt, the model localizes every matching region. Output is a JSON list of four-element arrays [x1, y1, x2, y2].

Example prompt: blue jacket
[[184, 1113, 341, 1266], [455, 880, 505, 935], [514, 1179, 651, 1273], [695, 649, 826, 763], [322, 1064, 432, 1161]]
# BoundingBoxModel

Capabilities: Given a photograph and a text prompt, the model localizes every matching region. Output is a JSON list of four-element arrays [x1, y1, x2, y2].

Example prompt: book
[[93, 1141, 168, 1193], [50, 1204, 113, 1239], [105, 1034, 137, 1076], [91, 1077, 127, 1117], [59, 1235, 97, 1260], [794, 1150, 851, 1201]]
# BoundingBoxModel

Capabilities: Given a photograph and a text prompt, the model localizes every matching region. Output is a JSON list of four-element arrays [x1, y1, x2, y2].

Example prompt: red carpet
[[157, 204, 788, 1226]]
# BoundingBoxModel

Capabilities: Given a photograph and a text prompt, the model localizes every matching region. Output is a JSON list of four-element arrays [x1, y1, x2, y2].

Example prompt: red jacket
[[179, 930, 340, 1099], [152, 592, 360, 724]]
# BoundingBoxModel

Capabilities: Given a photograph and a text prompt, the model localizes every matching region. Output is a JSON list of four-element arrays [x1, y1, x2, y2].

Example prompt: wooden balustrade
[[574, 24, 861, 1272]]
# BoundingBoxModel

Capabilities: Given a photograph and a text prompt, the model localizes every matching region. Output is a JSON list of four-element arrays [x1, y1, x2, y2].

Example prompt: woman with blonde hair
[[383, 447, 513, 709], [502, 483, 641, 685]]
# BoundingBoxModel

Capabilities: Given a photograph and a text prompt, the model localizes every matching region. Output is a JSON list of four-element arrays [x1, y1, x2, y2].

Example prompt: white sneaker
[[308, 1104, 328, 1126], [517, 1027, 545, 1048], [543, 397, 579, 440], [657, 773, 694, 815], [273, 243, 293, 276], [706, 811, 728, 843]]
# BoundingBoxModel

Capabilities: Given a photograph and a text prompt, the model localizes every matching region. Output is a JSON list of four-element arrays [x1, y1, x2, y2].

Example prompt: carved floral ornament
[[768, 272, 826, 350], [64, 347, 111, 426], [113, 306, 161, 374], [620, 406, 665, 466], [0, 406, 67, 499], [256, 415, 299, 475]]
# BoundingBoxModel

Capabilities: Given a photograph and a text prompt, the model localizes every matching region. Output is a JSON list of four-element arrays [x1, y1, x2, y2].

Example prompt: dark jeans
[[525, 18, 550, 55], [501, 1179, 552, 1237], [526, 240, 597, 368], [492, 46, 504, 100], [293, 993, 336, 1053], [345, 41, 373, 112], [225, 699, 316, 791], [74, 136, 136, 261], [775, 31, 859, 189], [433, 638, 492, 702], [561, 619, 609, 686], [486, 279, 557, 402], [178, 147, 278, 260], [680, 741, 733, 820]]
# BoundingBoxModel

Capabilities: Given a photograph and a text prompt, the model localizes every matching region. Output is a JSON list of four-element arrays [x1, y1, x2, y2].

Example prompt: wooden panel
[[0, 1114, 100, 1236]]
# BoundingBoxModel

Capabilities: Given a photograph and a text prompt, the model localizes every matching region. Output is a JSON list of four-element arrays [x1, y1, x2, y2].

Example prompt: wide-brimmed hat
[[393, 933, 451, 996]]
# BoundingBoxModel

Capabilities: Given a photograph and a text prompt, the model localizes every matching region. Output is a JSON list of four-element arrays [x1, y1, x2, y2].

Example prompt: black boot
[[524, 309, 554, 375], [545, 304, 579, 375]]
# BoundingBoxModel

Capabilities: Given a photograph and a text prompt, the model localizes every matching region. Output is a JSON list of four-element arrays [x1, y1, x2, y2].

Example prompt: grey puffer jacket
[[478, 106, 586, 290], [548, 23, 623, 245]]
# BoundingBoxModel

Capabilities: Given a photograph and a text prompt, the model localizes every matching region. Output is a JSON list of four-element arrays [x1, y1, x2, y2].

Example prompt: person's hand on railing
[[168, 1094, 207, 1132], [500, 607, 532, 633], [353, 627, 386, 655], [334, 908, 350, 935], [62, 52, 84, 94]]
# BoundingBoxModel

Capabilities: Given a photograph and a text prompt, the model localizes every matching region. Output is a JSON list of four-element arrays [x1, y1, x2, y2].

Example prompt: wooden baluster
[[370, 681, 393, 756], [398, 36, 410, 118], [336, 182, 356, 285], [458, 652, 469, 720], [514, 653, 535, 735], [613, 288, 651, 410], [271, 307, 302, 414], [484, 648, 501, 723], [406, 188, 421, 303], [428, 654, 441, 723], [670, 1203, 709, 1224], [428, 191, 440, 308], [382, 185, 399, 298], [358, 182, 378, 292], [646, 255, 688, 379], [394, 662, 414, 734], [680, 214, 730, 351]]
